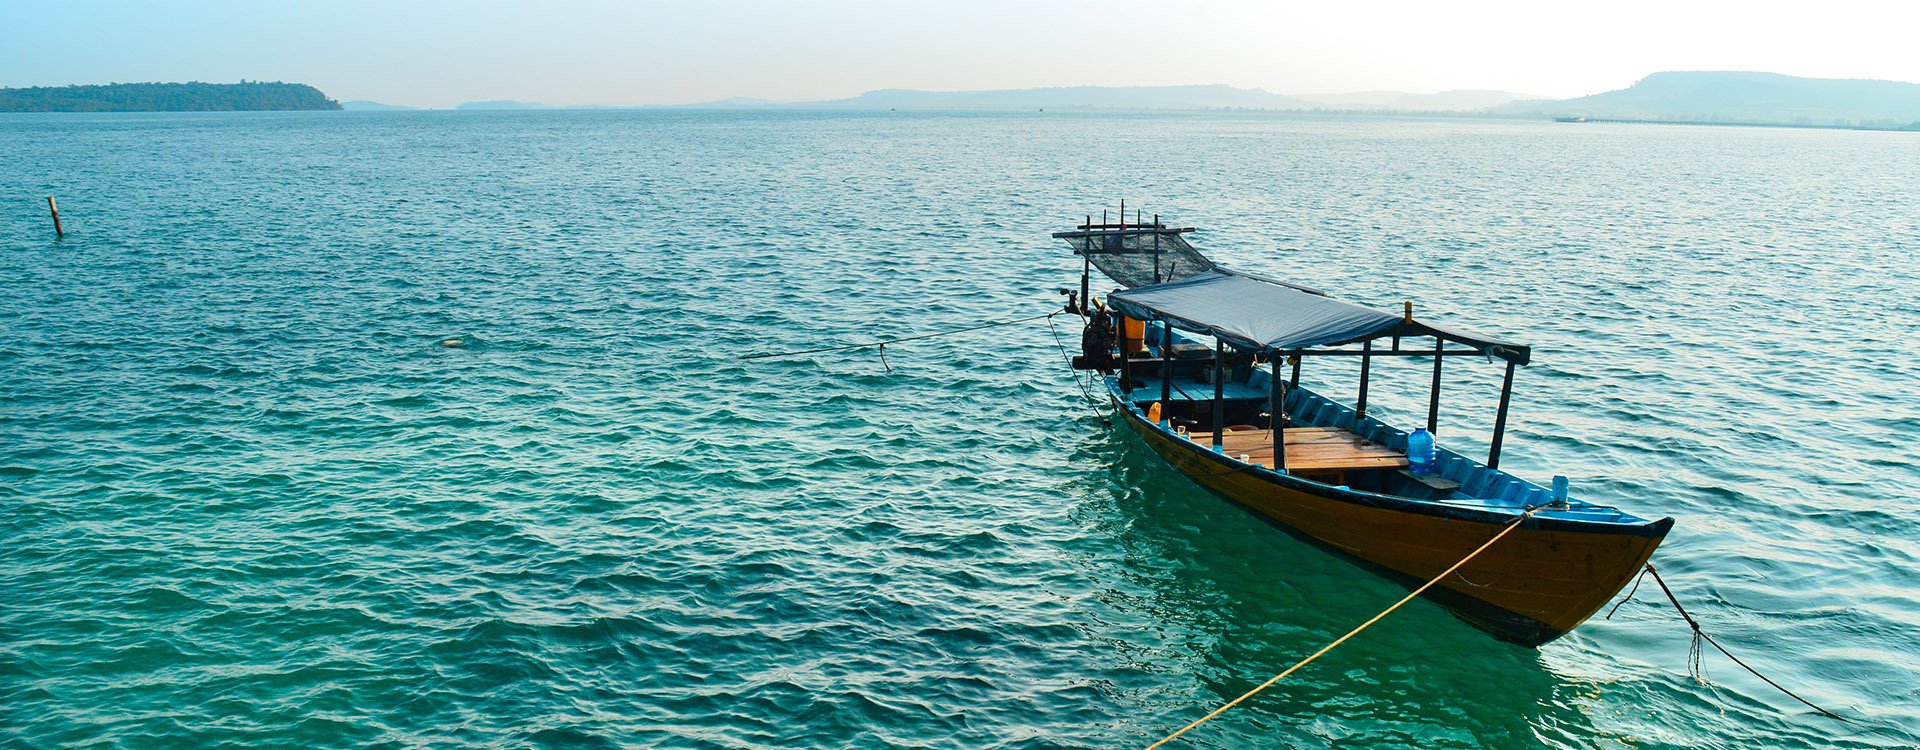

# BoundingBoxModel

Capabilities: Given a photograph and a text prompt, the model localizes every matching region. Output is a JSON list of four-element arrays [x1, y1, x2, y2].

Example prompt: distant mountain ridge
[[682, 84, 1544, 112], [452, 100, 627, 110], [821, 85, 1316, 110], [1297, 89, 1547, 111], [456, 100, 548, 110], [0, 81, 340, 112], [1499, 71, 1920, 128], [342, 100, 418, 111], [33, 73, 1910, 128]]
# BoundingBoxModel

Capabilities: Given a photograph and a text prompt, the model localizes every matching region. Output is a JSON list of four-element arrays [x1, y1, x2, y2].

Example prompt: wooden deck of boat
[[1184, 427, 1409, 472]]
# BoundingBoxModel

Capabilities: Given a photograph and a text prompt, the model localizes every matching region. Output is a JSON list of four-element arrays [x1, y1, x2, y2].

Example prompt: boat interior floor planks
[[1178, 427, 1409, 473]]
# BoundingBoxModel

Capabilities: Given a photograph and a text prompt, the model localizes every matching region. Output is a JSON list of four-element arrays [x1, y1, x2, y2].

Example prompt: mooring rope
[[1608, 564, 1849, 722], [1145, 505, 1545, 749], [740, 311, 1061, 363], [1046, 310, 1113, 425]]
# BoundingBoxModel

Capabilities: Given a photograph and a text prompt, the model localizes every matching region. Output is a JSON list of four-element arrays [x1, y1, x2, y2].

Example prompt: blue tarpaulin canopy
[[1107, 269, 1530, 364]]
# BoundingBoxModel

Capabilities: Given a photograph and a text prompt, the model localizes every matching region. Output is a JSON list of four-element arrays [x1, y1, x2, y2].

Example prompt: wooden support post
[[48, 197, 63, 237], [1160, 319, 1173, 423], [1395, 300, 1411, 352], [1209, 341, 1227, 450], [1271, 357, 1288, 473], [1488, 359, 1517, 469], [1118, 312, 1133, 393], [1427, 341, 1444, 434], [1080, 215, 1091, 314], [1152, 213, 1161, 284], [1356, 339, 1373, 420], [1289, 353, 1301, 388]]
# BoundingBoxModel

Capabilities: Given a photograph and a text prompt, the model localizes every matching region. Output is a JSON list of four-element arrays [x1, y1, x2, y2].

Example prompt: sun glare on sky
[[4, 0, 1916, 107]]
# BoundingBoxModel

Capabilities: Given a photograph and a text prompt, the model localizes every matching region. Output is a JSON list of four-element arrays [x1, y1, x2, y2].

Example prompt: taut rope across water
[[1611, 564, 1850, 723], [1144, 506, 1547, 749]]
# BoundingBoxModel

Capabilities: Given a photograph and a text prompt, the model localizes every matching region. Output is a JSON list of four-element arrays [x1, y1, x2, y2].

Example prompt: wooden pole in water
[[48, 197, 63, 237]]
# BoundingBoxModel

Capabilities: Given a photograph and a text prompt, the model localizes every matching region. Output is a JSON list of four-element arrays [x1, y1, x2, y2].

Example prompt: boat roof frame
[[1109, 268, 1533, 365]]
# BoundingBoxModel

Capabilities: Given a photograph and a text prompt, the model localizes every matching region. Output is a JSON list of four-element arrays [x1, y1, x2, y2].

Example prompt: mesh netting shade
[[1057, 230, 1215, 288]]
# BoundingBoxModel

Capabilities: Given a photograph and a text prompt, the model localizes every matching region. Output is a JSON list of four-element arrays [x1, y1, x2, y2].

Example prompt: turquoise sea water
[[3, 110, 1917, 748]]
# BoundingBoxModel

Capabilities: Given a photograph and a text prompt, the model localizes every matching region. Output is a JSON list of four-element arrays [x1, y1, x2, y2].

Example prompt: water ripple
[[3, 110, 1917, 748]]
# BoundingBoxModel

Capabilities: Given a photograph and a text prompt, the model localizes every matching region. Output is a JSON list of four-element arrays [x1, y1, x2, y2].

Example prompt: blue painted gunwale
[[1103, 375, 1673, 539]]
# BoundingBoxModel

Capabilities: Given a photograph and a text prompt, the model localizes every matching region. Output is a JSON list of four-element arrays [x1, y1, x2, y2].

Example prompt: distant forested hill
[[0, 82, 342, 112]]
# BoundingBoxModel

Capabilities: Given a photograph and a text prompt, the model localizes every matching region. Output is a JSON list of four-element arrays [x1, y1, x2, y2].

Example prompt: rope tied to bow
[[1607, 563, 1848, 722]]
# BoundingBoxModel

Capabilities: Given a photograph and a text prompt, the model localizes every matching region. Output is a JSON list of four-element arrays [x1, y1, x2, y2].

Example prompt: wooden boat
[[1055, 214, 1671, 647]]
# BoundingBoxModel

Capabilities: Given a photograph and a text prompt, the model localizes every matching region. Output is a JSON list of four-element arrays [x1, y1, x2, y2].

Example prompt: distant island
[[1497, 72, 1920, 130], [0, 81, 341, 112]]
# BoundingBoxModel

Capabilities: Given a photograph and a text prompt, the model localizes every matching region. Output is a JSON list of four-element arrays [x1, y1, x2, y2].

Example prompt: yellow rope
[[1144, 505, 1545, 750]]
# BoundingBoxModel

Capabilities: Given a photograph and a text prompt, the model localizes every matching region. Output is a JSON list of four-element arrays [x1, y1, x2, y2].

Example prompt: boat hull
[[1114, 394, 1670, 647]]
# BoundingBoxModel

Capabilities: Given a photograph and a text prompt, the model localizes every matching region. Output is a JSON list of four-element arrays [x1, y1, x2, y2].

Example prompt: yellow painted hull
[[1118, 398, 1670, 646]]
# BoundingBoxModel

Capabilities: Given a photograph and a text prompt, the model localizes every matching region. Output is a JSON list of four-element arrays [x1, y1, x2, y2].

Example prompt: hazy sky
[[6, 0, 1918, 107]]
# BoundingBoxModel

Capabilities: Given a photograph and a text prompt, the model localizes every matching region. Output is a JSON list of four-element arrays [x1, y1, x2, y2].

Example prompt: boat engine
[[1072, 312, 1117, 372]]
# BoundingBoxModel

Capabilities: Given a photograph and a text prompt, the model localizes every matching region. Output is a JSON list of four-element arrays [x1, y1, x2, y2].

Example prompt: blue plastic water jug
[[1408, 428, 1436, 474]]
